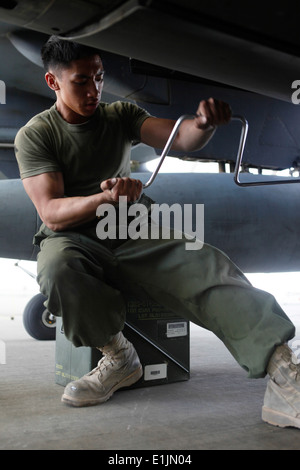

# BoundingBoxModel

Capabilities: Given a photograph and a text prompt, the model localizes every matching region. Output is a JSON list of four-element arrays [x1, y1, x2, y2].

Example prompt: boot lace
[[98, 353, 116, 377]]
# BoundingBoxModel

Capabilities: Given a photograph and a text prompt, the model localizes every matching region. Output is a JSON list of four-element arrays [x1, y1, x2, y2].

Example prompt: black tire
[[23, 293, 56, 340]]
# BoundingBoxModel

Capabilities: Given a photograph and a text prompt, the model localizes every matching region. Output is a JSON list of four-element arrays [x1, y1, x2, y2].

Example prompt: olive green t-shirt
[[14, 101, 151, 197]]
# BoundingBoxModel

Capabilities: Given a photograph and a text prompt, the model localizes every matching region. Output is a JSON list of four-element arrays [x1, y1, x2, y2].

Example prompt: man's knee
[[37, 242, 82, 287]]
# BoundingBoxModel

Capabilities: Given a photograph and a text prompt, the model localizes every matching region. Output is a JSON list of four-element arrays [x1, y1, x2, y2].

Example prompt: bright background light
[[145, 157, 219, 174]]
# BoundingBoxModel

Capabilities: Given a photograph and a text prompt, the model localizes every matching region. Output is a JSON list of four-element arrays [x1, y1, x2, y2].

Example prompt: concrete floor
[[0, 305, 300, 451]]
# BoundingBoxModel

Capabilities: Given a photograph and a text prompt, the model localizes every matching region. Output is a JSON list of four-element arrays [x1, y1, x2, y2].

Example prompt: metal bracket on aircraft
[[143, 113, 300, 189], [233, 115, 300, 187]]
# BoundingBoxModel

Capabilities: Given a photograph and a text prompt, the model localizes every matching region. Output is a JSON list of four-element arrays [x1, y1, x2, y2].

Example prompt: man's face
[[46, 54, 104, 124]]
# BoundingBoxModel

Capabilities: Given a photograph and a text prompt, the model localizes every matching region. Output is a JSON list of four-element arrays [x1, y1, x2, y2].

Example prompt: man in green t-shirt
[[14, 36, 300, 429]]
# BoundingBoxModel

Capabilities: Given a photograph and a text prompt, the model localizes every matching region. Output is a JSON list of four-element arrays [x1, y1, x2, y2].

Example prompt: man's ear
[[45, 72, 60, 91]]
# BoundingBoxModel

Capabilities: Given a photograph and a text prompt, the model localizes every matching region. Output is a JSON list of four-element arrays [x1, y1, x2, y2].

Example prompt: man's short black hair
[[41, 35, 101, 71]]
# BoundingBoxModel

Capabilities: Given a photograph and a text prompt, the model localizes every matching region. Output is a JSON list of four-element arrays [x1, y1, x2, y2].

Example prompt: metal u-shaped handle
[[143, 114, 249, 189]]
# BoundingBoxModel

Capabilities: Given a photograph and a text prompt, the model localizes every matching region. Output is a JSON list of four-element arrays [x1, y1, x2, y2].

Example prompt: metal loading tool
[[143, 113, 300, 188], [142, 114, 248, 189]]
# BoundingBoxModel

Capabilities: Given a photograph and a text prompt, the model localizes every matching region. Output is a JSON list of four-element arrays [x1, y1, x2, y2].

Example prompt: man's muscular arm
[[23, 172, 142, 232], [140, 98, 231, 153]]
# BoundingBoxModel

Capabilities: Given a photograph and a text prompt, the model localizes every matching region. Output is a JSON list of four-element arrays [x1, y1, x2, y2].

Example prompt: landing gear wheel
[[23, 293, 56, 340]]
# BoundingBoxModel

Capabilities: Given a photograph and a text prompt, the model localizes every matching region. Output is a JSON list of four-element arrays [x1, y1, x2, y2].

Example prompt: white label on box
[[144, 363, 167, 381], [166, 321, 187, 338]]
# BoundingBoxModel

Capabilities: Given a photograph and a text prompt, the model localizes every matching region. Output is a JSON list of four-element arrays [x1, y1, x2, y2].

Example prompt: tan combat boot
[[262, 344, 300, 428], [61, 332, 143, 407]]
